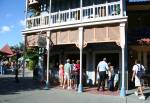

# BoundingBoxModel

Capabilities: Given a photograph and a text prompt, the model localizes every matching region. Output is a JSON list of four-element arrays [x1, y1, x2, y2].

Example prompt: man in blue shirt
[[97, 58, 108, 91], [63, 59, 72, 89]]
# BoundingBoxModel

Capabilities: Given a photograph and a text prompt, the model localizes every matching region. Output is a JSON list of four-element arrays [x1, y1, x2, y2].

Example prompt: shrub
[[28, 60, 36, 70]]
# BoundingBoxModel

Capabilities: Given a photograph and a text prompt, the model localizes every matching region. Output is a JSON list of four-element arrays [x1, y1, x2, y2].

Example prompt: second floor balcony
[[25, 1, 125, 30]]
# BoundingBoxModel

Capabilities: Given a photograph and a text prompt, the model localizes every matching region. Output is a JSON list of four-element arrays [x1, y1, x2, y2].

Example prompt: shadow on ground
[[145, 90, 150, 100], [126, 87, 150, 99], [0, 76, 53, 95]]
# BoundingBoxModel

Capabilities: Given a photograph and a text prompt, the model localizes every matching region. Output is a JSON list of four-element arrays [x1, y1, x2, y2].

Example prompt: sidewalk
[[0, 70, 150, 103], [0, 86, 149, 103]]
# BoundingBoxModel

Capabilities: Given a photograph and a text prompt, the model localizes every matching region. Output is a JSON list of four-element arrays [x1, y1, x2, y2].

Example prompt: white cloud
[[0, 26, 11, 33], [20, 19, 26, 27]]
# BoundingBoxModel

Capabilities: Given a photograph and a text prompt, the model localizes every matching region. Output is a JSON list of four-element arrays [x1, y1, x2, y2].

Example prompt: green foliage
[[25, 47, 39, 70], [10, 56, 17, 62], [116, 5, 120, 15], [10, 42, 24, 52], [25, 47, 38, 61], [28, 60, 36, 70]]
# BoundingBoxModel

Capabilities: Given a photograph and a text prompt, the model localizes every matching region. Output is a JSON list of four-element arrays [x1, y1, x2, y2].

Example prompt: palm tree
[[10, 42, 24, 53]]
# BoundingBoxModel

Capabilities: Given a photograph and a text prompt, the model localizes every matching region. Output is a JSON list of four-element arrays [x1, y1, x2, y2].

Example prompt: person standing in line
[[113, 67, 119, 90], [74, 60, 80, 91], [131, 60, 145, 100], [97, 58, 109, 91], [59, 63, 64, 87], [70, 60, 76, 89], [108, 62, 114, 91], [63, 59, 72, 89]]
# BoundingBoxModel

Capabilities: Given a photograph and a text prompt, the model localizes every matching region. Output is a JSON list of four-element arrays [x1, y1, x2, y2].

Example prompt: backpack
[[136, 65, 145, 79]]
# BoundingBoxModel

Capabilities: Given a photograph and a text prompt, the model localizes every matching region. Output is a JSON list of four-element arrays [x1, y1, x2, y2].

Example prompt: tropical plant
[[10, 42, 24, 53], [28, 60, 36, 70], [10, 42, 25, 61], [25, 47, 39, 70]]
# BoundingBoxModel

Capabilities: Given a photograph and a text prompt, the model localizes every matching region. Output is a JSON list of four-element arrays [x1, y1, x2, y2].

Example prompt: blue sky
[[0, 0, 25, 48]]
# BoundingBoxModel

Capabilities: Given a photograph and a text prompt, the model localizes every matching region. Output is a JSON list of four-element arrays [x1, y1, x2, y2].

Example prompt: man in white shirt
[[131, 60, 145, 100], [97, 58, 108, 91]]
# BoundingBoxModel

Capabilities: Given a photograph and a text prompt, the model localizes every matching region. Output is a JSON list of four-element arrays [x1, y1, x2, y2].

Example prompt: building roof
[[0, 44, 14, 55]]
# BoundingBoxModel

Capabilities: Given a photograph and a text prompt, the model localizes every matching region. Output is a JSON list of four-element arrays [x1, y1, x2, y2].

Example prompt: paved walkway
[[0, 69, 150, 103]]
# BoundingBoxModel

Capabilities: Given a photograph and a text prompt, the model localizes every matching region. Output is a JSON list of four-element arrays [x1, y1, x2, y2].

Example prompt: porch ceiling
[[128, 27, 150, 45], [127, 1, 150, 11]]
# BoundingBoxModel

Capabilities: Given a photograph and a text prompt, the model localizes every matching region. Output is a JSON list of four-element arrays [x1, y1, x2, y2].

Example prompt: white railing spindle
[[26, 1, 122, 29]]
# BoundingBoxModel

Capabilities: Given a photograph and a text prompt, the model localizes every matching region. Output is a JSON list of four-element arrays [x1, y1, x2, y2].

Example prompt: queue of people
[[58, 59, 80, 90], [58, 58, 119, 91]]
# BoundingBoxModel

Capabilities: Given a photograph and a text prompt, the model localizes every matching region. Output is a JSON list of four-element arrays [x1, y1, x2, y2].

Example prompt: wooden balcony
[[25, 1, 124, 31]]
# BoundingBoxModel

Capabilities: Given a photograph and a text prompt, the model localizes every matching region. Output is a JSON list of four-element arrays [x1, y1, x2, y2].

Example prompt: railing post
[[120, 0, 123, 16], [93, 4, 95, 18], [80, 0, 83, 21], [106, 1, 108, 17], [40, 15, 42, 26], [32, 18, 34, 28], [49, 0, 51, 25], [58, 10, 60, 23], [69, 8, 71, 21]]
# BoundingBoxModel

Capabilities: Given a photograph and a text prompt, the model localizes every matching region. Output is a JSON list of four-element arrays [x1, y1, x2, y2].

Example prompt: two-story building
[[22, 0, 128, 96]]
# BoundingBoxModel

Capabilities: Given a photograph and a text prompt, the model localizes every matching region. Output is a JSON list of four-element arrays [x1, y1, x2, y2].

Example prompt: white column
[[120, 23, 126, 97], [78, 27, 83, 92], [45, 31, 50, 89]]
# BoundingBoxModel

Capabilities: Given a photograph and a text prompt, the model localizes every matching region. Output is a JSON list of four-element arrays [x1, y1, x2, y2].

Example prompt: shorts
[[64, 72, 70, 80], [70, 74, 75, 80], [135, 77, 144, 87]]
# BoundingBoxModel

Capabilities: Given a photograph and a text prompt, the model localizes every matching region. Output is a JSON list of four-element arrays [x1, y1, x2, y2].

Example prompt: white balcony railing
[[26, 1, 122, 29]]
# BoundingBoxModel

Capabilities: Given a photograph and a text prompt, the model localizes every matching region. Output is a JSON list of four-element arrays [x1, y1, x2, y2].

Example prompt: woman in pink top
[[59, 64, 64, 86]]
